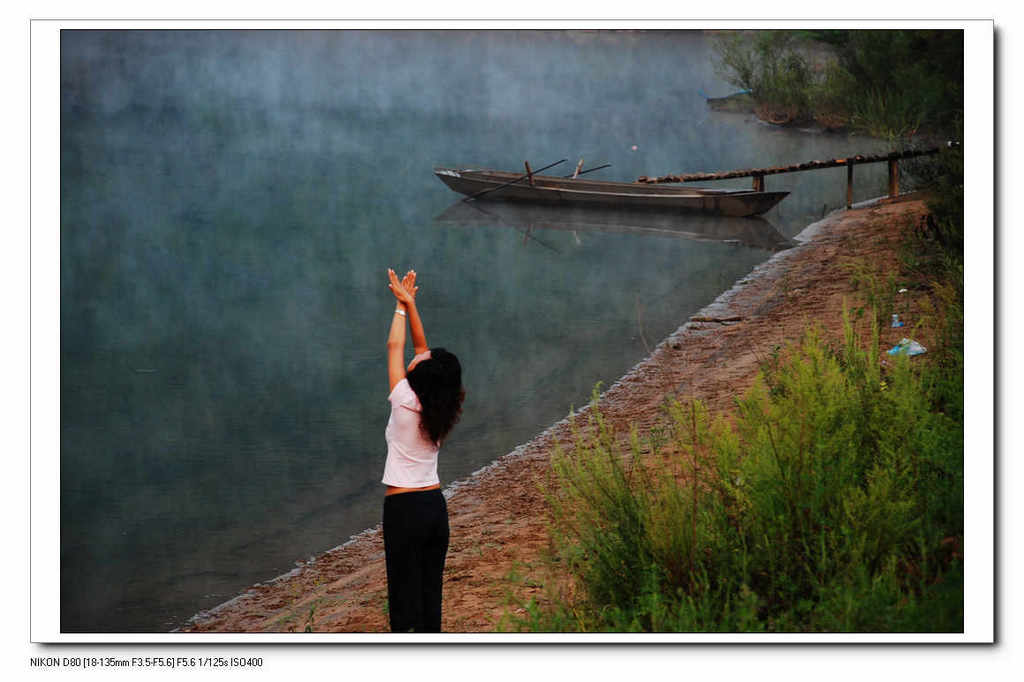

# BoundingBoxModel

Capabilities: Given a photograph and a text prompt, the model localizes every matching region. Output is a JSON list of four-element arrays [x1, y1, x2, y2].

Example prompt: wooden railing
[[638, 144, 957, 208]]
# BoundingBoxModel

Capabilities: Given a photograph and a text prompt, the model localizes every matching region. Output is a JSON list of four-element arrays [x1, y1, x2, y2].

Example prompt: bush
[[507, 309, 963, 633], [713, 29, 963, 140], [714, 32, 813, 122], [907, 124, 964, 266]]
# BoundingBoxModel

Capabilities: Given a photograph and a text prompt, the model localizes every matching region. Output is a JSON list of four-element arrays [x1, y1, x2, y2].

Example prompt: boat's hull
[[434, 168, 789, 217]]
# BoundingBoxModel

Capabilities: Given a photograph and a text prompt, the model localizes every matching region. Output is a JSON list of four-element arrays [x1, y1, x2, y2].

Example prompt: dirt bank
[[180, 195, 932, 634]]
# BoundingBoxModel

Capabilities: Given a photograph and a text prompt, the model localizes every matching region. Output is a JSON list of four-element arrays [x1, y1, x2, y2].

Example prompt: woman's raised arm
[[386, 268, 430, 391], [401, 270, 429, 355]]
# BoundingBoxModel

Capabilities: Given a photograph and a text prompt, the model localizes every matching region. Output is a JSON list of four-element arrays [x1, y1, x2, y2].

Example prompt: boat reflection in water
[[434, 200, 795, 253]]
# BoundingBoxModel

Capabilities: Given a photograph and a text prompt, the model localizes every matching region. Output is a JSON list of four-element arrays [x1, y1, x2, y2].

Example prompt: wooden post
[[524, 161, 535, 186], [888, 159, 900, 198], [752, 174, 765, 192], [846, 163, 854, 209], [572, 158, 584, 179]]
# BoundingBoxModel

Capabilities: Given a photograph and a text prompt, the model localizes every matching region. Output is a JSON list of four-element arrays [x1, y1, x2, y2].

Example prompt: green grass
[[504, 302, 962, 633]]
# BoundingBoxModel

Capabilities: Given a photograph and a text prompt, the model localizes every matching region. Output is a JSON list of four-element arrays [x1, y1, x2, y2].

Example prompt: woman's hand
[[387, 268, 417, 306], [401, 270, 418, 301], [391, 268, 428, 355]]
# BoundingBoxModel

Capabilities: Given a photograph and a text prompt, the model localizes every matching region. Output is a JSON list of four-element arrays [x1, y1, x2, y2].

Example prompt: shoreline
[[180, 194, 928, 633]]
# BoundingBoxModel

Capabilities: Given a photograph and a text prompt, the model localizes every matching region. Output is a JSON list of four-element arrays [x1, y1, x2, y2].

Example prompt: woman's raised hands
[[388, 268, 418, 306], [401, 270, 418, 300]]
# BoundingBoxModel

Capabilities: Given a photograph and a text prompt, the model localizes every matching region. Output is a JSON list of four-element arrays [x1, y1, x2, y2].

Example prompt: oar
[[462, 159, 567, 202], [562, 163, 612, 178]]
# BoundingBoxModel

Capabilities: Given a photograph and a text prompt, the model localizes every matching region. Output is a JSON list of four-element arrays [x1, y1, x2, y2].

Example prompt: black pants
[[382, 488, 449, 633]]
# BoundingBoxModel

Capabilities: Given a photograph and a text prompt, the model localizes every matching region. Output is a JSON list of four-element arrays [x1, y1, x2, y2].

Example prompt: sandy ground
[[179, 195, 935, 634]]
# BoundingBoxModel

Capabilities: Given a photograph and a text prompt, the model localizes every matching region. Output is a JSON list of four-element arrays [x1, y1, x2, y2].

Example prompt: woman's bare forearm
[[406, 300, 428, 355], [386, 306, 407, 390]]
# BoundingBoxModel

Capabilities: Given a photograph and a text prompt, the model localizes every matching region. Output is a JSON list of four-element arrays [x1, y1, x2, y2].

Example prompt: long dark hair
[[405, 347, 465, 445]]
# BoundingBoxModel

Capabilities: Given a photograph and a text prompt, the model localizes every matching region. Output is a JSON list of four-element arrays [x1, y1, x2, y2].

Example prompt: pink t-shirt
[[382, 378, 440, 487]]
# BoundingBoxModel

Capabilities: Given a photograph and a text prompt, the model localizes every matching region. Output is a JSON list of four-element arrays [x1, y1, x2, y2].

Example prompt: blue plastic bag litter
[[887, 338, 926, 356]]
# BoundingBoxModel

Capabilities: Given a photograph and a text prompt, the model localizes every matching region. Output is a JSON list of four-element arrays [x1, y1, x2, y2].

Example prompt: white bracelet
[[395, 308, 406, 317]]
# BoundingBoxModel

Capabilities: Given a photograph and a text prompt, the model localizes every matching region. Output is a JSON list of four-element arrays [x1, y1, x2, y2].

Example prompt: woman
[[382, 267, 465, 633]]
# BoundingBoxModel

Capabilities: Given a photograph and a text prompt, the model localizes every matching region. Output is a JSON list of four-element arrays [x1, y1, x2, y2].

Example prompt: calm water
[[60, 29, 890, 632]]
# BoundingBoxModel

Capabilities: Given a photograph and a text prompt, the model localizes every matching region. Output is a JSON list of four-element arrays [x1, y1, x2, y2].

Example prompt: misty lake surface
[[60, 29, 891, 632]]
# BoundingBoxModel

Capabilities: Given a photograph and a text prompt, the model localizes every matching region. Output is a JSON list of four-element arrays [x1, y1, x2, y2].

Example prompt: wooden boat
[[434, 167, 789, 217], [434, 201, 794, 252]]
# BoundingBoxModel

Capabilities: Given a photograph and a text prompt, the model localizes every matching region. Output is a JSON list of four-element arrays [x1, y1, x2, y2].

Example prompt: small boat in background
[[434, 167, 789, 217]]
